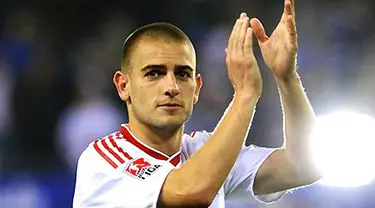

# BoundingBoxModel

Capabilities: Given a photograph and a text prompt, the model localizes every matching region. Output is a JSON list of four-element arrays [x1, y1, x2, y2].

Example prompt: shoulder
[[78, 130, 133, 171], [183, 130, 212, 145], [181, 130, 213, 155], [185, 130, 212, 140]]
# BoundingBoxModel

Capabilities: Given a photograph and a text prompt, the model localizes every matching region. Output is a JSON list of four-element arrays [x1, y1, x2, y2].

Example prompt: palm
[[250, 0, 298, 79]]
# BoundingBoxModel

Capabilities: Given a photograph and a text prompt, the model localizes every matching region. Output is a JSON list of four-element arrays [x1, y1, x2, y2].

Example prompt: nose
[[164, 73, 179, 97]]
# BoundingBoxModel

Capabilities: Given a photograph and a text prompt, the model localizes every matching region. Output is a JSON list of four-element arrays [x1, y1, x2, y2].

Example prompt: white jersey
[[73, 124, 285, 208]]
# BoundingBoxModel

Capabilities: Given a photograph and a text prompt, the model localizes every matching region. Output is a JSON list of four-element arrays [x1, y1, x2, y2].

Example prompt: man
[[73, 0, 321, 207]]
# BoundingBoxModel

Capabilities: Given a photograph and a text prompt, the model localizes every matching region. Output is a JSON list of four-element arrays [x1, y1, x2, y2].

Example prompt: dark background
[[0, 0, 374, 207]]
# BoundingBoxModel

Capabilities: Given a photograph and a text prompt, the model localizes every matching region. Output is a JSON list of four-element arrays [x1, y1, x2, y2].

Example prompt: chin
[[159, 117, 186, 127], [150, 116, 188, 131]]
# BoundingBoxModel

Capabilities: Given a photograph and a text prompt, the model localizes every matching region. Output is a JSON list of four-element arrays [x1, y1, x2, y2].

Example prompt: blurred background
[[0, 0, 375, 207]]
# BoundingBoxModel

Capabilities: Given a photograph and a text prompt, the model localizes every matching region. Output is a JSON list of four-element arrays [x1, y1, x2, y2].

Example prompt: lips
[[158, 103, 182, 107]]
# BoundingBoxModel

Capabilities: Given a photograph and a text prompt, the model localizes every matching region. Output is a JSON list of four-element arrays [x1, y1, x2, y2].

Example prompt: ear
[[113, 70, 131, 103], [193, 74, 203, 104]]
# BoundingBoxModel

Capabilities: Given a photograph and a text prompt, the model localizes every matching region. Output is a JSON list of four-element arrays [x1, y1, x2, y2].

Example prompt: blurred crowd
[[0, 0, 374, 207]]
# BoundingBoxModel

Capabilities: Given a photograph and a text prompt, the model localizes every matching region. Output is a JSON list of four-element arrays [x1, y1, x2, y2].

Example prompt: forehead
[[131, 38, 196, 71]]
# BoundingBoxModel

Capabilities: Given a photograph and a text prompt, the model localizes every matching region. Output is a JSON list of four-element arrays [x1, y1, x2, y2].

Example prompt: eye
[[176, 71, 191, 79], [145, 69, 163, 78]]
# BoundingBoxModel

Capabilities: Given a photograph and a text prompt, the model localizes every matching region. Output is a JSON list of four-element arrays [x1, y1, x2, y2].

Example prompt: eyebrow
[[141, 64, 194, 72]]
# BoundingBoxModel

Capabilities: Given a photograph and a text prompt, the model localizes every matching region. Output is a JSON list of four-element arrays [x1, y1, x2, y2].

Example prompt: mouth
[[158, 103, 183, 109]]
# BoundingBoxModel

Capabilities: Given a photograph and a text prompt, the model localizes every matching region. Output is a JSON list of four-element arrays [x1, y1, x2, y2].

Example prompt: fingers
[[237, 13, 249, 55], [225, 13, 261, 97], [284, 0, 294, 17], [227, 18, 241, 56], [243, 27, 254, 56], [286, 15, 297, 36], [284, 0, 297, 36], [227, 13, 250, 56], [250, 18, 268, 44]]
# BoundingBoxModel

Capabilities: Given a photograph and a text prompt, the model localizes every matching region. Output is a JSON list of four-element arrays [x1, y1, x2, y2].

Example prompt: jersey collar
[[120, 124, 181, 167]]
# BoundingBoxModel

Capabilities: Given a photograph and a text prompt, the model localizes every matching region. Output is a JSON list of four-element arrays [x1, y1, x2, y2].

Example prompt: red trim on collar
[[120, 125, 181, 167], [169, 154, 181, 166]]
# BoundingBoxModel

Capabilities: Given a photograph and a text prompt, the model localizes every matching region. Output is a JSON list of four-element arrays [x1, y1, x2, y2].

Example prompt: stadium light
[[310, 110, 375, 187]]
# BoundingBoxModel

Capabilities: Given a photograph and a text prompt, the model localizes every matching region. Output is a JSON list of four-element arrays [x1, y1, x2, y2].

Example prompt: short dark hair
[[121, 22, 193, 72]]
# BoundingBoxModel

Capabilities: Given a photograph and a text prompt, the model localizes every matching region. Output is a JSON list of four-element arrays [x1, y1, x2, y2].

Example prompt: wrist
[[275, 72, 300, 86], [233, 92, 260, 105]]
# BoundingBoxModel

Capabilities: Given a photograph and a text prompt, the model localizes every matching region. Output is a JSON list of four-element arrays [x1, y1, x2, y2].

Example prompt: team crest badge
[[124, 158, 161, 180]]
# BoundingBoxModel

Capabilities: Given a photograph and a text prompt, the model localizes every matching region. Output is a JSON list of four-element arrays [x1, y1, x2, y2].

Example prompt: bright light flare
[[311, 110, 375, 187]]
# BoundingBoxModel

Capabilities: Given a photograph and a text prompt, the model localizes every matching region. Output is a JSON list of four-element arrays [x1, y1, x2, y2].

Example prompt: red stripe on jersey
[[120, 125, 181, 166], [121, 126, 169, 160], [169, 154, 181, 167], [109, 136, 133, 160], [94, 140, 118, 168], [101, 139, 125, 164], [190, 131, 197, 138]]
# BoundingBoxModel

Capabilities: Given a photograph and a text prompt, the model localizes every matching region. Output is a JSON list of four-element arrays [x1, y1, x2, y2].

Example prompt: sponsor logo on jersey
[[124, 158, 161, 180]]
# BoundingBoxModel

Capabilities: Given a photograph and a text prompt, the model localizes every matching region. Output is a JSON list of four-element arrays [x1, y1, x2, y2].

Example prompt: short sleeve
[[184, 131, 285, 204], [73, 146, 174, 208], [224, 145, 285, 204]]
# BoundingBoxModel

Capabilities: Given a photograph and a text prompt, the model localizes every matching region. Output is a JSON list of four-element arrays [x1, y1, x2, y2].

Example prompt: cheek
[[131, 84, 155, 106], [130, 83, 144, 101], [182, 84, 196, 103]]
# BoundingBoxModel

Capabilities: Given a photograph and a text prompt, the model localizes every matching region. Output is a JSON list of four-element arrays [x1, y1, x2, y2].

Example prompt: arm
[[159, 13, 263, 207], [253, 74, 320, 195], [160, 95, 258, 207], [249, 0, 321, 195]]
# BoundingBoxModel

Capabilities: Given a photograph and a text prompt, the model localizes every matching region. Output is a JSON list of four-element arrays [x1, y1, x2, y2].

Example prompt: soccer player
[[73, 0, 321, 207]]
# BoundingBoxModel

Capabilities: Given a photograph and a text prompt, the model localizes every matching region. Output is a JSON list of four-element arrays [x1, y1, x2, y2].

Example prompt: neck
[[127, 118, 183, 157]]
